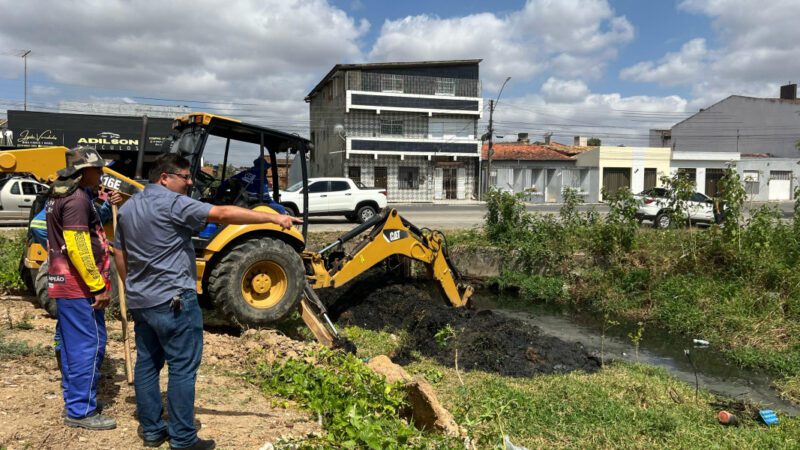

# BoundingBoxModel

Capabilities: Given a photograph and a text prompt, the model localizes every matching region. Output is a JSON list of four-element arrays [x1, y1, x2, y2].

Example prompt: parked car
[[0, 176, 48, 211], [279, 177, 388, 223], [634, 187, 716, 229]]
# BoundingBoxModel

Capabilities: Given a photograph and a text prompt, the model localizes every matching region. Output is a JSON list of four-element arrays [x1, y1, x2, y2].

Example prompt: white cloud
[[540, 77, 590, 103], [369, 0, 633, 92], [490, 89, 689, 147], [622, 0, 800, 107], [0, 0, 368, 123], [620, 38, 709, 85], [30, 85, 59, 96]]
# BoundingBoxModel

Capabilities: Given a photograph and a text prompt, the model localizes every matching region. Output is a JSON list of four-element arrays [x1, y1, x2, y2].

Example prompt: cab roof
[[174, 112, 311, 152]]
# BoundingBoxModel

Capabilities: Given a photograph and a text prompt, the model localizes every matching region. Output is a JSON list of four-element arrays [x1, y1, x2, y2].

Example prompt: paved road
[[2, 201, 794, 233], [297, 200, 797, 232]]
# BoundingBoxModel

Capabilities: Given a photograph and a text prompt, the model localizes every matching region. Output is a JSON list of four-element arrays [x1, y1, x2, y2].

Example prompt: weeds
[[249, 348, 459, 449], [0, 234, 25, 293], [480, 189, 800, 380], [3, 308, 32, 330], [0, 332, 49, 359], [600, 313, 619, 367], [628, 321, 645, 363], [434, 324, 464, 386]]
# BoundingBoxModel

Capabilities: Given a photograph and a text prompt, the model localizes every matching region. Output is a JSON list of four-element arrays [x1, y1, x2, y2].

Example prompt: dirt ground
[[326, 275, 601, 377], [0, 298, 320, 450]]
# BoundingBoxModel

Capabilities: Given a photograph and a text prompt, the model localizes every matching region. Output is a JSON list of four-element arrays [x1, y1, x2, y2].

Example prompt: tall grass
[[481, 179, 800, 378]]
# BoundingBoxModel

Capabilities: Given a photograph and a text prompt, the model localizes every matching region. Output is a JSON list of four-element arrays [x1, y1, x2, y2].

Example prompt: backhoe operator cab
[[165, 113, 313, 327]]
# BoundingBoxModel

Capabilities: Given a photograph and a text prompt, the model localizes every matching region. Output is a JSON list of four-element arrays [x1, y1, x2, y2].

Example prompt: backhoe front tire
[[207, 238, 305, 327]]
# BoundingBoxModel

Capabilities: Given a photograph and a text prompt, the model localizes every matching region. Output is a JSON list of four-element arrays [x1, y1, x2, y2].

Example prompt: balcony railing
[[345, 71, 481, 98]]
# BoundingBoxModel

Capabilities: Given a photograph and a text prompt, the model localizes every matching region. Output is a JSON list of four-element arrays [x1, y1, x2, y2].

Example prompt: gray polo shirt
[[115, 184, 213, 309]]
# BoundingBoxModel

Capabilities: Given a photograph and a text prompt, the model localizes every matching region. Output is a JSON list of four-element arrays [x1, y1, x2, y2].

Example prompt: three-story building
[[305, 60, 483, 202]]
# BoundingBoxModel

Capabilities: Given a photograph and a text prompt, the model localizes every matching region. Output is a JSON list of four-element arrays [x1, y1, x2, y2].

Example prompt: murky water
[[472, 290, 799, 415]]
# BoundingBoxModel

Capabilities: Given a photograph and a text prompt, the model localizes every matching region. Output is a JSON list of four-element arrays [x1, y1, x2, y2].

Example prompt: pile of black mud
[[324, 276, 600, 377]]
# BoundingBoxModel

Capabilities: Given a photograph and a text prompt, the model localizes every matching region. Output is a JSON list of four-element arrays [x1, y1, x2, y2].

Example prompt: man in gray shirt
[[114, 154, 299, 450]]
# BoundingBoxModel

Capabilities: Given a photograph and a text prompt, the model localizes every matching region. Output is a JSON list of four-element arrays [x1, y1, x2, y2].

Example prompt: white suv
[[279, 177, 388, 223], [634, 187, 715, 229]]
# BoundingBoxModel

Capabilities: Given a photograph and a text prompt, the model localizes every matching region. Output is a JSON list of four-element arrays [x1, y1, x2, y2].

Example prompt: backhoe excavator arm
[[304, 208, 473, 308]]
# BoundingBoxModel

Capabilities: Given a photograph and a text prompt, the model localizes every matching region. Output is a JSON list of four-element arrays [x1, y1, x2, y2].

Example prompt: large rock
[[404, 377, 464, 437], [367, 355, 464, 437], [367, 355, 412, 384]]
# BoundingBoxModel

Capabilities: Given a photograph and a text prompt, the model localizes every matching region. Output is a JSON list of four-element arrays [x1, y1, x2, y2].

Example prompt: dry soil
[[0, 298, 320, 450]]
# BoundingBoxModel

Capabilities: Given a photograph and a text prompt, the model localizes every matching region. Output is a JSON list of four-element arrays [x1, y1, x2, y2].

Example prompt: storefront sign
[[8, 110, 174, 153]]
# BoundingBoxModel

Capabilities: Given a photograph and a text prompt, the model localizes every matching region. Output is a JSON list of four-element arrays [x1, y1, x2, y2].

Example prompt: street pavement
[[294, 200, 797, 232], [1, 200, 795, 233]]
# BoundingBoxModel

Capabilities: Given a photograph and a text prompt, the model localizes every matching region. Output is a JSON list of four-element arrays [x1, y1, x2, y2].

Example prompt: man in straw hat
[[46, 146, 116, 430]]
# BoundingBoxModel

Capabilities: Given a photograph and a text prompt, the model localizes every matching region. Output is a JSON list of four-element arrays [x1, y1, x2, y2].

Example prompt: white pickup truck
[[279, 177, 388, 223], [0, 176, 48, 212]]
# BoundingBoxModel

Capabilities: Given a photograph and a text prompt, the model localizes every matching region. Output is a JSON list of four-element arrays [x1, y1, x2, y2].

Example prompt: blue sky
[[331, 0, 711, 99], [0, 0, 798, 152]]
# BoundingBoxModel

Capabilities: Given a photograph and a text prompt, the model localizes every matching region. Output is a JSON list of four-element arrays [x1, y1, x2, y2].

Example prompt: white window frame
[[380, 119, 404, 137]]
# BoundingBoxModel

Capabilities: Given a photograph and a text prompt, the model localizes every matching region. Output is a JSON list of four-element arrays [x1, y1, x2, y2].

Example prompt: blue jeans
[[56, 298, 106, 419], [130, 290, 203, 448]]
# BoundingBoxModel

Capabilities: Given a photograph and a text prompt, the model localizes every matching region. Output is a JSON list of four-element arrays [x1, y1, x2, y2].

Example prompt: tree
[[587, 137, 601, 146]]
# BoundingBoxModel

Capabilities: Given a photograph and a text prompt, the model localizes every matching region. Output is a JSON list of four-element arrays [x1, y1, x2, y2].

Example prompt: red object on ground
[[718, 410, 738, 426]]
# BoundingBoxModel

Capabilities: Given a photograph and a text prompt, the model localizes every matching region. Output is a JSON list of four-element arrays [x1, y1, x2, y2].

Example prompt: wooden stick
[[112, 205, 134, 385]]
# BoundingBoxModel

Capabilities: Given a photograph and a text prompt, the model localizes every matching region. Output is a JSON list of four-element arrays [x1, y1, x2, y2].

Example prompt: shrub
[[251, 348, 457, 449], [0, 234, 25, 293]]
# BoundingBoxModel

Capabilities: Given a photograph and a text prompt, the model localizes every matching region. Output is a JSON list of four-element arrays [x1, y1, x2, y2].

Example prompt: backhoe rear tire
[[207, 238, 305, 327], [34, 259, 120, 319], [35, 260, 57, 318]]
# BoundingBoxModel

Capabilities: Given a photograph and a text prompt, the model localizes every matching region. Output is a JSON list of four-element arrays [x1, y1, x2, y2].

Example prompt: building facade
[[657, 84, 800, 200], [306, 60, 483, 202], [669, 151, 740, 196], [576, 146, 671, 201], [737, 156, 800, 201], [483, 135, 595, 203]]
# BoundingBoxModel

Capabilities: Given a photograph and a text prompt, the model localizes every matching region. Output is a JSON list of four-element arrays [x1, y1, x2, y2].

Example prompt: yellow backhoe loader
[[2, 112, 473, 348]]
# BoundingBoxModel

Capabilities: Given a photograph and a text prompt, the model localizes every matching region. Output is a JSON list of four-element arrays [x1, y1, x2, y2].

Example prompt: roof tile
[[481, 142, 587, 160]]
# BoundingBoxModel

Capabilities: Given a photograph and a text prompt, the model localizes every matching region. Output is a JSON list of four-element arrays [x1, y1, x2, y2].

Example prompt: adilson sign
[[7, 110, 175, 153]]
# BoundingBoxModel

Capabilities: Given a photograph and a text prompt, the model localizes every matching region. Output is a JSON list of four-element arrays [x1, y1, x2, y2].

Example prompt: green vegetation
[[416, 359, 799, 449], [478, 174, 800, 385], [344, 326, 408, 359], [247, 348, 459, 449], [0, 332, 49, 359], [336, 328, 800, 449], [0, 232, 26, 293]]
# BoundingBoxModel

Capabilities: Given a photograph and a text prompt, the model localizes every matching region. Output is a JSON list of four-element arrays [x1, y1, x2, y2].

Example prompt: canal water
[[472, 290, 799, 415]]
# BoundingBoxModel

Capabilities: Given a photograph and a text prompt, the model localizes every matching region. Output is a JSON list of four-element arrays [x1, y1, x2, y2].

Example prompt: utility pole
[[484, 77, 510, 195], [486, 99, 496, 192], [20, 50, 31, 111]]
